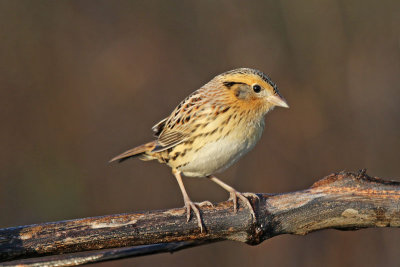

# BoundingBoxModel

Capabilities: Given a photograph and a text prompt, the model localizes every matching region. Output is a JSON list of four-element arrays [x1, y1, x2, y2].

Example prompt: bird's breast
[[175, 118, 265, 177]]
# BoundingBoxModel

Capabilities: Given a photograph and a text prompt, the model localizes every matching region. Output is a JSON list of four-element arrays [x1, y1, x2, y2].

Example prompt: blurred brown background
[[1, 0, 400, 266]]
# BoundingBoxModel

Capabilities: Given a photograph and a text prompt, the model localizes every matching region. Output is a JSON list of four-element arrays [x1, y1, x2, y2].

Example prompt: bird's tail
[[110, 141, 157, 163]]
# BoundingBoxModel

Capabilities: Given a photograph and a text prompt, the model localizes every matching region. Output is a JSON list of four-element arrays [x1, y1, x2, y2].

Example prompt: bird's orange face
[[216, 69, 288, 116]]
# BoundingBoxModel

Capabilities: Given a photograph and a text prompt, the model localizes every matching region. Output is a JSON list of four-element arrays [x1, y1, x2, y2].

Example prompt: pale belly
[[179, 122, 265, 177]]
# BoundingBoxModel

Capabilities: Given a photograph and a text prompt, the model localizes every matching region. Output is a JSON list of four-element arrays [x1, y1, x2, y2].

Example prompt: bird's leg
[[172, 169, 205, 232], [207, 175, 257, 220]]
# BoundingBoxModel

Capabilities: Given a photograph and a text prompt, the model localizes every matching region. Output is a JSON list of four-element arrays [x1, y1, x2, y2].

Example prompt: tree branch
[[1, 170, 399, 266]]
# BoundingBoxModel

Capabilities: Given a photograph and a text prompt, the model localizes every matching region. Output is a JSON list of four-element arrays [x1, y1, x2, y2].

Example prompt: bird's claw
[[198, 200, 214, 207], [242, 192, 260, 200], [184, 200, 206, 232], [228, 191, 257, 220]]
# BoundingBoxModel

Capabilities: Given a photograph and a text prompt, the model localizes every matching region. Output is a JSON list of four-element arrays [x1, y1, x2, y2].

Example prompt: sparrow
[[111, 68, 289, 232]]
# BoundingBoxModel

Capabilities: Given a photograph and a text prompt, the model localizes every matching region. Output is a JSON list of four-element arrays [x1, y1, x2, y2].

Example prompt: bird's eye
[[252, 84, 261, 93]]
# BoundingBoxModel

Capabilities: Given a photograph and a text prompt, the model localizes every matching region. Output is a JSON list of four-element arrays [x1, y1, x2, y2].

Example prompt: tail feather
[[110, 141, 157, 163]]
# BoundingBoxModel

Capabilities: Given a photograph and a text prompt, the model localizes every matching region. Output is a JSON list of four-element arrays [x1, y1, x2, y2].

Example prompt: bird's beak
[[267, 95, 289, 108]]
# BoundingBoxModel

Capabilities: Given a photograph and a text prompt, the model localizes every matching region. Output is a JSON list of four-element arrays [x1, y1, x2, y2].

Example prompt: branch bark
[[1, 170, 399, 266]]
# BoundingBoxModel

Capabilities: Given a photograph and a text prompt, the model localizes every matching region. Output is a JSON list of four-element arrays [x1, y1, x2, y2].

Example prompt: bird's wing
[[151, 89, 209, 152]]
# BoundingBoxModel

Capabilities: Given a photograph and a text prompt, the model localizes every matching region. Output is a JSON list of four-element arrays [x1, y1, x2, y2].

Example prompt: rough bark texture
[[1, 171, 399, 266]]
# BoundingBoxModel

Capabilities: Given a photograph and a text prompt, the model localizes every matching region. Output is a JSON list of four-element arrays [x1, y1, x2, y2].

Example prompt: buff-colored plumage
[[111, 68, 288, 232]]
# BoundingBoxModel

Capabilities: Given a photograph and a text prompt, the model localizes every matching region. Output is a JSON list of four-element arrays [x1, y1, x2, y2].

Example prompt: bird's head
[[214, 68, 288, 115]]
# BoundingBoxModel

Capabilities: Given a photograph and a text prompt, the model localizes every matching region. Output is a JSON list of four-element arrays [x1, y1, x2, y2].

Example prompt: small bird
[[110, 68, 288, 232]]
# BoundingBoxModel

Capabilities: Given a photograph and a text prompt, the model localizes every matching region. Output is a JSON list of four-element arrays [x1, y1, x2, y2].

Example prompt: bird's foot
[[242, 192, 260, 201], [228, 191, 257, 220], [207, 175, 257, 221], [197, 200, 214, 207], [184, 199, 208, 232]]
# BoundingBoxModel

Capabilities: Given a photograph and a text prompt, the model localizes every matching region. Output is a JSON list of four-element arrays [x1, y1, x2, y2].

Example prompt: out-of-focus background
[[1, 0, 399, 266]]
